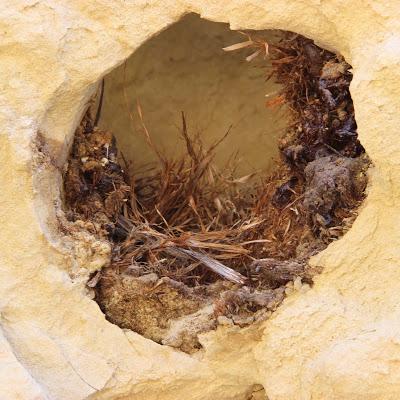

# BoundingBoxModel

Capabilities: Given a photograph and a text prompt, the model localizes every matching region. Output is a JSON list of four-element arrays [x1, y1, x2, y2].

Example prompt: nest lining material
[[64, 33, 368, 354]]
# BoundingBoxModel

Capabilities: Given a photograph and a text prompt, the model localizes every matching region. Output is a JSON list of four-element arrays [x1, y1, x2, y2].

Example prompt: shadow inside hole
[[97, 13, 288, 177]]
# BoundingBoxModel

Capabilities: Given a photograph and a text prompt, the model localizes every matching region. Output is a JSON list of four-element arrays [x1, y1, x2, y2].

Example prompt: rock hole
[[64, 13, 369, 354]]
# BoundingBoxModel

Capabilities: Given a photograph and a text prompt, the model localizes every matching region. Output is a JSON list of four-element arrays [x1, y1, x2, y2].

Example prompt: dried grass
[[110, 109, 297, 286]]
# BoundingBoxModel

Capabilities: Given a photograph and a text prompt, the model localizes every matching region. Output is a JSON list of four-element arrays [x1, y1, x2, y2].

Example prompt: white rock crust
[[0, 1, 400, 399]]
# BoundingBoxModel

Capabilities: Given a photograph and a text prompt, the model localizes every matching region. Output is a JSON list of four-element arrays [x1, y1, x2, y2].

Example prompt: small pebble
[[217, 316, 234, 326], [285, 287, 292, 296], [293, 276, 302, 291], [300, 283, 311, 293]]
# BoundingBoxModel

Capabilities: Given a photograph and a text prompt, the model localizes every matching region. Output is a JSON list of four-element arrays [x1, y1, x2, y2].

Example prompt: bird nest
[[64, 33, 369, 353]]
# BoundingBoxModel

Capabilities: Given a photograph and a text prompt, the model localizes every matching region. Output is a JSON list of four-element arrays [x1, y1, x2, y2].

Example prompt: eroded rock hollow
[[1, 1, 400, 400], [64, 16, 368, 356]]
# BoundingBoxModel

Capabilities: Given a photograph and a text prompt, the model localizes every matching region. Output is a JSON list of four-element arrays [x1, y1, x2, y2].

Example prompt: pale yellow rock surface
[[0, 1, 399, 399]]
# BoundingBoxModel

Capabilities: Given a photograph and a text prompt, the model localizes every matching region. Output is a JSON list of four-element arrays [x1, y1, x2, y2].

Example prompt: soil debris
[[303, 155, 368, 221], [64, 32, 369, 353]]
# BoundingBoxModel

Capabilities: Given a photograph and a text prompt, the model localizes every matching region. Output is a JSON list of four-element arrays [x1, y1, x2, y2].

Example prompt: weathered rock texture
[[0, 1, 400, 399]]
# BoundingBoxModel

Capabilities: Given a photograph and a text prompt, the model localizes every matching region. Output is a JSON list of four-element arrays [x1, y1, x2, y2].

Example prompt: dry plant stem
[[169, 248, 246, 285], [118, 219, 247, 284]]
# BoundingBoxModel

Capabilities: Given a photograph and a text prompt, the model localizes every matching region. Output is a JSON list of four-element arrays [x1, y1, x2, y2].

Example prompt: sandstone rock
[[0, 1, 400, 399]]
